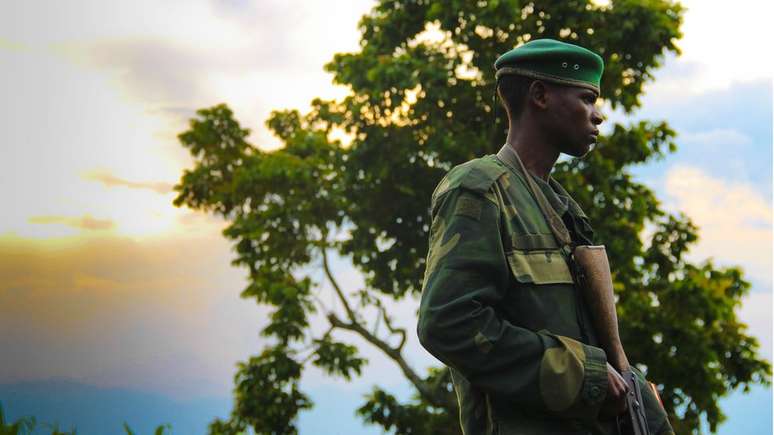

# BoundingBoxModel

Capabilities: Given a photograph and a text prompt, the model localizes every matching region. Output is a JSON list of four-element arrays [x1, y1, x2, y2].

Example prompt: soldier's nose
[[591, 110, 604, 125]]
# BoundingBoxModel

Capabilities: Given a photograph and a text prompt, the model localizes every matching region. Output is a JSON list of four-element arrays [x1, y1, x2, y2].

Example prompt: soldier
[[417, 39, 673, 435]]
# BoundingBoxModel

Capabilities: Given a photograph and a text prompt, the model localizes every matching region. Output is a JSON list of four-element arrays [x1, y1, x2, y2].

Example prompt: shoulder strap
[[548, 177, 588, 219], [496, 144, 574, 250]]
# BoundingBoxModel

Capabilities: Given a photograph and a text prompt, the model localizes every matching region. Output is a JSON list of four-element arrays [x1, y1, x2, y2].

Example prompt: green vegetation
[[123, 422, 171, 435], [1, 403, 35, 435], [0, 405, 169, 435], [173, 1, 771, 434]]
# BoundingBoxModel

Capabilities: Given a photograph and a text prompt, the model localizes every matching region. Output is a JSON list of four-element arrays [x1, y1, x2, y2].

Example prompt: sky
[[0, 0, 772, 434]]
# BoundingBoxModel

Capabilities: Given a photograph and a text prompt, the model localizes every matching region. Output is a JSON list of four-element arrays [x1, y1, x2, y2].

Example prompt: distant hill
[[0, 379, 230, 435]]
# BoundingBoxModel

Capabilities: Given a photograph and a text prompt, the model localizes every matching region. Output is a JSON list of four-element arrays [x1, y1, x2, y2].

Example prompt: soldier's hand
[[599, 362, 628, 420]]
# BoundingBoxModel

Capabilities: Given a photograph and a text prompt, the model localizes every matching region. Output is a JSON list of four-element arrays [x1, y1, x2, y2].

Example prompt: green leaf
[[312, 338, 367, 380]]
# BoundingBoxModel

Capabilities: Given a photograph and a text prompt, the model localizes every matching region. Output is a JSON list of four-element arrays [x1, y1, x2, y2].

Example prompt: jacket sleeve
[[417, 186, 609, 419]]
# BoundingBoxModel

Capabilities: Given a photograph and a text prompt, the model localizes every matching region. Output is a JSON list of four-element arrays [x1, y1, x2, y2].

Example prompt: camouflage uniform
[[417, 151, 674, 435]]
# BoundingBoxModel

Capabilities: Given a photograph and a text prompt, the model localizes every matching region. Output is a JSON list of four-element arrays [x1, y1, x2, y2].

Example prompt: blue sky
[[1, 0, 771, 434]]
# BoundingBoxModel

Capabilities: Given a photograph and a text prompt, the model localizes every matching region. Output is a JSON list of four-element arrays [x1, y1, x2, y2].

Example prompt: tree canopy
[[173, 1, 770, 434]]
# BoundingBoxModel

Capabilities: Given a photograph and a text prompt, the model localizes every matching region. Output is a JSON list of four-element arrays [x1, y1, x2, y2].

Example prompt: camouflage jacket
[[417, 152, 674, 435]]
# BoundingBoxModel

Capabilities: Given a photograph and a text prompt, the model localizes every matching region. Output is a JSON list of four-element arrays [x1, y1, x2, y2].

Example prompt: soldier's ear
[[528, 80, 550, 111]]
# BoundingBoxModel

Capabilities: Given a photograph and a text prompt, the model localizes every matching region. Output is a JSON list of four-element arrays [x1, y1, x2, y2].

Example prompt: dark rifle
[[573, 245, 650, 435]]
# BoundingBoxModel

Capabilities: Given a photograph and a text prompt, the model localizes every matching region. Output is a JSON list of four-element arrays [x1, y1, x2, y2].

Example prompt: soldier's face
[[545, 85, 603, 157]]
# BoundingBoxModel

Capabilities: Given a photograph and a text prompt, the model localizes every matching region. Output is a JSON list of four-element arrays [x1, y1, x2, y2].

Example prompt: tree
[[173, 1, 770, 434]]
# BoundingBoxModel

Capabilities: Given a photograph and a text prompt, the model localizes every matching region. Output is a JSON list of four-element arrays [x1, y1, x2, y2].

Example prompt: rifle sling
[[496, 144, 574, 251]]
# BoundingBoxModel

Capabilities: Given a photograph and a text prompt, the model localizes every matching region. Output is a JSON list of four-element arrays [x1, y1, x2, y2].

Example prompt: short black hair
[[496, 74, 535, 120]]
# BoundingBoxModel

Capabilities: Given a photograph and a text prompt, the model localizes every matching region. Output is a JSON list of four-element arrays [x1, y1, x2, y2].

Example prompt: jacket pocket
[[506, 249, 574, 285]]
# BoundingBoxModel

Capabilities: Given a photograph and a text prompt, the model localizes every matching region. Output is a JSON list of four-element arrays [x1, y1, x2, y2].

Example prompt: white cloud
[[29, 214, 115, 231], [663, 165, 772, 290], [1, 0, 376, 241], [641, 0, 772, 99], [1, 0, 246, 51], [31, 0, 376, 149], [677, 0, 772, 85], [0, 47, 193, 239]]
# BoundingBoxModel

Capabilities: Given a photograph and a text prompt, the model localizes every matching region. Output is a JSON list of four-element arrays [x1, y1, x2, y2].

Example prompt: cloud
[[83, 39, 210, 107], [616, 80, 772, 208], [43, 0, 374, 151], [0, 38, 26, 51], [1, 1, 376, 239], [82, 170, 174, 194], [637, 0, 773, 98], [737, 291, 772, 360], [680, 128, 752, 148], [663, 165, 772, 290], [0, 47, 199, 239], [0, 229, 429, 399], [0, 233, 262, 398], [675, 0, 772, 91], [28, 215, 115, 231], [176, 211, 226, 228]]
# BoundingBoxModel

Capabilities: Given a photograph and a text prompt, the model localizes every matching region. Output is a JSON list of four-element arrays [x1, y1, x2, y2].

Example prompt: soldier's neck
[[505, 121, 560, 182]]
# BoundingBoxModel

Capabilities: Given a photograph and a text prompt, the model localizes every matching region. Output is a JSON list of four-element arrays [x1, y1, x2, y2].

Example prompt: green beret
[[494, 38, 604, 93]]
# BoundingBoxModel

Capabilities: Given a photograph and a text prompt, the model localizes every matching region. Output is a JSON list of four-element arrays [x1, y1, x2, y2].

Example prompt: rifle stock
[[572, 245, 649, 435], [572, 245, 629, 372]]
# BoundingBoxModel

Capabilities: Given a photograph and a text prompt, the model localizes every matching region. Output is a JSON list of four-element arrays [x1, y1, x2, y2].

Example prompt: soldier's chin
[[565, 142, 592, 158]]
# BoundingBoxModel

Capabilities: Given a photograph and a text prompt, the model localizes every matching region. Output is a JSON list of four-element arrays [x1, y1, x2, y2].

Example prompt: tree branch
[[377, 303, 407, 351], [321, 246, 357, 321], [318, 238, 455, 410], [372, 305, 382, 336], [326, 311, 455, 410]]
